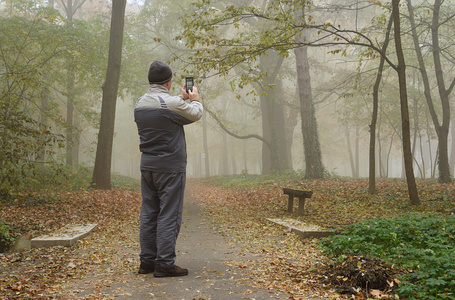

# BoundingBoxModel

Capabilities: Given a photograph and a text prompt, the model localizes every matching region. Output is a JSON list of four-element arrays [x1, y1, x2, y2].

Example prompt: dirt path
[[62, 194, 296, 299]]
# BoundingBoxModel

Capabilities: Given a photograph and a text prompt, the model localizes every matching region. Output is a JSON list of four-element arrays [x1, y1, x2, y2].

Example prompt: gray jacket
[[134, 84, 203, 172]]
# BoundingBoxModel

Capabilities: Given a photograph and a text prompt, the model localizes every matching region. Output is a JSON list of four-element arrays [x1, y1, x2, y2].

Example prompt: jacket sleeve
[[169, 97, 204, 122]]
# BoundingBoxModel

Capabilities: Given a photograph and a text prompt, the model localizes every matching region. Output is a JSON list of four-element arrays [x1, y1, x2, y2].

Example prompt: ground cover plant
[[0, 174, 454, 299], [320, 213, 455, 299]]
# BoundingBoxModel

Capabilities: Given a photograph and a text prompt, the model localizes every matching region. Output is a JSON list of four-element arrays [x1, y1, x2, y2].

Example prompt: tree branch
[[204, 105, 271, 149]]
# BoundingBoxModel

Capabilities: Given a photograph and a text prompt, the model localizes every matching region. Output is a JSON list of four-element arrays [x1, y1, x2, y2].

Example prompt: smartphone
[[185, 76, 194, 93]]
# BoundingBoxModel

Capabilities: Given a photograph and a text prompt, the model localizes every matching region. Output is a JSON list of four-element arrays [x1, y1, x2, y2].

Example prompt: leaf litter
[[1, 178, 454, 299]]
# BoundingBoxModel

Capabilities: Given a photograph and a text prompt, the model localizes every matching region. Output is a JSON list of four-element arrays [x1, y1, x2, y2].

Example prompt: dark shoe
[[154, 264, 188, 277], [138, 261, 155, 274]]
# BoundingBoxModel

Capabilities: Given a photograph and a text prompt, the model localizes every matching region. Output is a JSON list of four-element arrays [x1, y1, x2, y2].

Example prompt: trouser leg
[[139, 171, 186, 268], [139, 170, 159, 264], [155, 172, 186, 268]]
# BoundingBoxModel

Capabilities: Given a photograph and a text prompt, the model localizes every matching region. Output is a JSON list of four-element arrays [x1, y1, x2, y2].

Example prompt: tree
[[258, 52, 292, 173], [181, 0, 427, 202], [294, 3, 323, 179], [392, 0, 419, 205], [182, 0, 322, 176], [59, 0, 87, 167], [406, 0, 453, 183], [92, 0, 127, 189], [0, 8, 67, 195], [368, 13, 393, 194]]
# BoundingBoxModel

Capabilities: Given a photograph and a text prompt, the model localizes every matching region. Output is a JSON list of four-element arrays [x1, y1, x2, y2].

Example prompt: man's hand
[[182, 85, 199, 101], [188, 86, 199, 101]]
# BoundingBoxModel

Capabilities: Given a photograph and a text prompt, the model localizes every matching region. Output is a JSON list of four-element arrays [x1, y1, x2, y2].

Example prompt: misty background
[[1, 0, 454, 190]]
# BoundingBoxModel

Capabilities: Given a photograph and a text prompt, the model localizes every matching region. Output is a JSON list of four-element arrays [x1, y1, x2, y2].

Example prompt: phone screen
[[185, 77, 194, 93]]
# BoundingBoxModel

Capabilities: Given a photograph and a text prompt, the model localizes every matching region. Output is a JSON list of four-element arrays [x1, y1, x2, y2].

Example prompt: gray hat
[[148, 61, 173, 84]]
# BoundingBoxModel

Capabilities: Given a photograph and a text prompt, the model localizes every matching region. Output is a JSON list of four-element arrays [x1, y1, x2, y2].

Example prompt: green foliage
[[0, 164, 90, 201], [0, 221, 14, 252], [0, 163, 141, 204], [111, 174, 141, 191], [0, 109, 66, 197], [0, 8, 69, 198], [0, 3, 138, 197], [200, 171, 305, 189], [320, 213, 455, 299]]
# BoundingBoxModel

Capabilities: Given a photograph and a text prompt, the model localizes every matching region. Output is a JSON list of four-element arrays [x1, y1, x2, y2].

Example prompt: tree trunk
[[37, 86, 49, 162], [294, 41, 323, 178], [259, 53, 289, 174], [219, 131, 229, 175], [378, 130, 384, 178], [345, 126, 356, 177], [73, 110, 80, 167], [63, 0, 86, 167], [406, 0, 452, 183], [450, 118, 455, 175], [92, 0, 126, 189], [202, 110, 210, 177], [293, 4, 323, 179], [66, 70, 74, 166], [392, 0, 420, 205], [431, 0, 451, 183], [369, 12, 393, 193], [276, 79, 292, 170], [355, 126, 360, 178]]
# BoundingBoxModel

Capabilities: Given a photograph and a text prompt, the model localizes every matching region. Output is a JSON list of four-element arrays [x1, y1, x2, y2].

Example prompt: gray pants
[[139, 170, 186, 268]]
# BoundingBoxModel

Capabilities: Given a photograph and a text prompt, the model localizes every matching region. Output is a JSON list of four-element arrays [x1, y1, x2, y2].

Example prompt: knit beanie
[[148, 61, 173, 84]]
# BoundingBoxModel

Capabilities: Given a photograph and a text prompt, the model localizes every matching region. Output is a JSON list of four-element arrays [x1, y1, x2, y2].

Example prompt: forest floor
[[1, 177, 454, 299]]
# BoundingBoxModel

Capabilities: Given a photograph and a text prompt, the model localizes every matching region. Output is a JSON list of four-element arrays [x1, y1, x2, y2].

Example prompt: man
[[134, 61, 203, 277]]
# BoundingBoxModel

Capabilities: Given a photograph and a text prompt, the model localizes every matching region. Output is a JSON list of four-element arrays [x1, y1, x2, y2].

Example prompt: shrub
[[111, 174, 140, 190], [319, 213, 455, 299], [0, 221, 14, 252]]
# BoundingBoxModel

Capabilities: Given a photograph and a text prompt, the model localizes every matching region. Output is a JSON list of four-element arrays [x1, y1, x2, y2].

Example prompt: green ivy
[[0, 221, 13, 252], [319, 213, 455, 299]]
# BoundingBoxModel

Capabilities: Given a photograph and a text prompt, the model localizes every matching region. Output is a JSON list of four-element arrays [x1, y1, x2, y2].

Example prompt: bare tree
[[392, 0, 419, 205], [369, 13, 393, 194], [406, 0, 453, 183]]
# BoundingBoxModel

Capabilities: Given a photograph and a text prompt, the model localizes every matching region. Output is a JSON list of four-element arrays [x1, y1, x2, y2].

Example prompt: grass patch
[[199, 171, 305, 189]]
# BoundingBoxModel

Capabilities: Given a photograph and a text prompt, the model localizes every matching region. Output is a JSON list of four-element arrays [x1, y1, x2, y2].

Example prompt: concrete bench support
[[31, 223, 97, 248]]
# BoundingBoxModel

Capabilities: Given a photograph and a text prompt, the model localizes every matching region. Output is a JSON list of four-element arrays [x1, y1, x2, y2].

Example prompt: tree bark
[[345, 126, 356, 177], [259, 53, 290, 174], [65, 61, 75, 166], [406, 0, 452, 183], [431, 0, 452, 183], [202, 110, 210, 177], [92, 0, 126, 189], [64, 1, 74, 167], [369, 13, 393, 194], [392, 0, 420, 205], [63, 0, 85, 167], [450, 118, 455, 175], [294, 37, 323, 179], [293, 4, 323, 179]]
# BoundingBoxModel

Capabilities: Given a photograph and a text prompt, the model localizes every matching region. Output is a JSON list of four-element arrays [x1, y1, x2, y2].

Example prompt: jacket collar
[[148, 84, 169, 93]]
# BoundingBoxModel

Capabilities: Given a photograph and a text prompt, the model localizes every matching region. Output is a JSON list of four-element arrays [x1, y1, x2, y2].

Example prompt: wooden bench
[[283, 188, 313, 216]]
